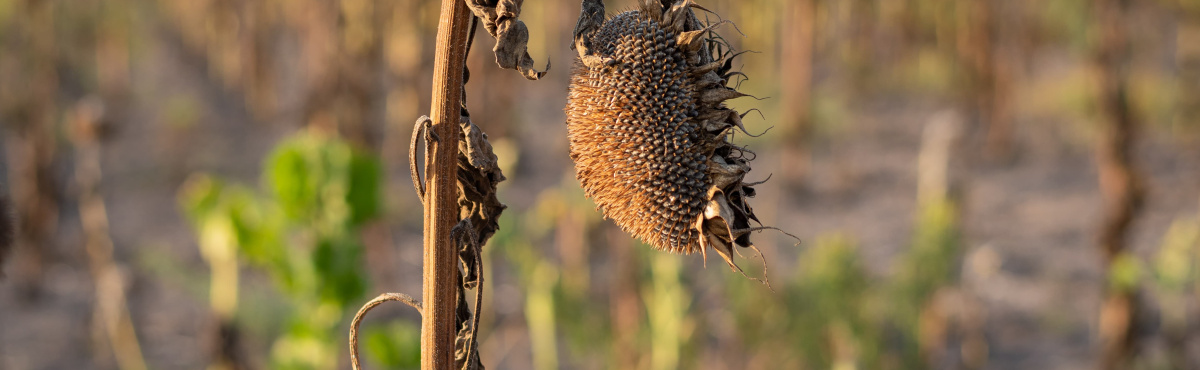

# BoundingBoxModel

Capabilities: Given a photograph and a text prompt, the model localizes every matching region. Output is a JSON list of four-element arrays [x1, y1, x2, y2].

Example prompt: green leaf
[[178, 174, 223, 225], [313, 239, 366, 306], [1109, 253, 1143, 293], [346, 152, 382, 226], [267, 136, 317, 221]]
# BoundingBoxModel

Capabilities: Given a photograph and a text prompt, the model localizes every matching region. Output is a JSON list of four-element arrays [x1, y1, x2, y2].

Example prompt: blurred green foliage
[[899, 199, 961, 301], [644, 251, 690, 370], [1153, 217, 1200, 291], [1108, 253, 1144, 294], [482, 176, 974, 370], [180, 131, 389, 370], [362, 322, 422, 369], [789, 235, 876, 369]]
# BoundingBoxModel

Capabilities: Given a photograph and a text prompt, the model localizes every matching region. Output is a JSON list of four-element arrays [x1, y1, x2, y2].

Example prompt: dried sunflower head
[[566, 0, 765, 272]]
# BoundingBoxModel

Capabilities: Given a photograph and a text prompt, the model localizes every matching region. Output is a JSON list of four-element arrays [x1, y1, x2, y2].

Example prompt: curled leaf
[[466, 0, 549, 80], [451, 114, 505, 370]]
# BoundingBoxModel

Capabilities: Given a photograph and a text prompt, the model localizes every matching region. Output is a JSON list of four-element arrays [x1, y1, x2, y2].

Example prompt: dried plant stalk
[[355, 0, 537, 369], [2, 0, 61, 295], [0, 192, 12, 277], [567, 0, 770, 273], [353, 0, 542, 367], [422, 0, 474, 368], [70, 100, 148, 370], [1093, 0, 1144, 369]]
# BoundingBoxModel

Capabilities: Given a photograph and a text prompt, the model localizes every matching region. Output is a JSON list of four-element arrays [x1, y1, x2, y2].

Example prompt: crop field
[[2, 0, 1200, 369]]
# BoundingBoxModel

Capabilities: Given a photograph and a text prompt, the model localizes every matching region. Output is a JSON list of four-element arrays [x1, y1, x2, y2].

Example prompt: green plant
[[1147, 213, 1200, 368], [181, 130, 382, 370], [892, 197, 963, 368], [791, 234, 876, 369], [361, 322, 422, 370], [643, 250, 692, 370]]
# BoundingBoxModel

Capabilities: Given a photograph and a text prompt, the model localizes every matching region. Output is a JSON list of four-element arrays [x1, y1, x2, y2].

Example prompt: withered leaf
[[466, 0, 548, 80], [456, 116, 505, 247], [398, 112, 506, 369], [450, 114, 505, 370], [455, 281, 484, 370]]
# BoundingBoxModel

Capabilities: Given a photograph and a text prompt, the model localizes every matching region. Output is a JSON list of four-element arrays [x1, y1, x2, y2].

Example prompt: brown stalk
[[1092, 0, 1144, 369], [423, 0, 472, 368], [70, 100, 148, 370], [779, 0, 814, 184], [3, 0, 61, 296], [958, 0, 1013, 160]]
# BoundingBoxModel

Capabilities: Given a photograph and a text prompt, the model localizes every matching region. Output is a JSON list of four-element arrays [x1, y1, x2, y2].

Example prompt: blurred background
[[1, 0, 1200, 369]]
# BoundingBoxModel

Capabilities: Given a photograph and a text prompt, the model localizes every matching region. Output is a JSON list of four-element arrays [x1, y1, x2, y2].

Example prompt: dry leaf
[[466, 0, 549, 80]]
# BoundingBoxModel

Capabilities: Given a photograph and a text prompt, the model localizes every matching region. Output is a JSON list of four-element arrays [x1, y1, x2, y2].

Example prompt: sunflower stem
[[422, 0, 471, 368]]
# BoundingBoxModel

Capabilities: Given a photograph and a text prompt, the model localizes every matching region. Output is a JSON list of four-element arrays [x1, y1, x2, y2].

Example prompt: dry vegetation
[[1, 0, 1200, 369]]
